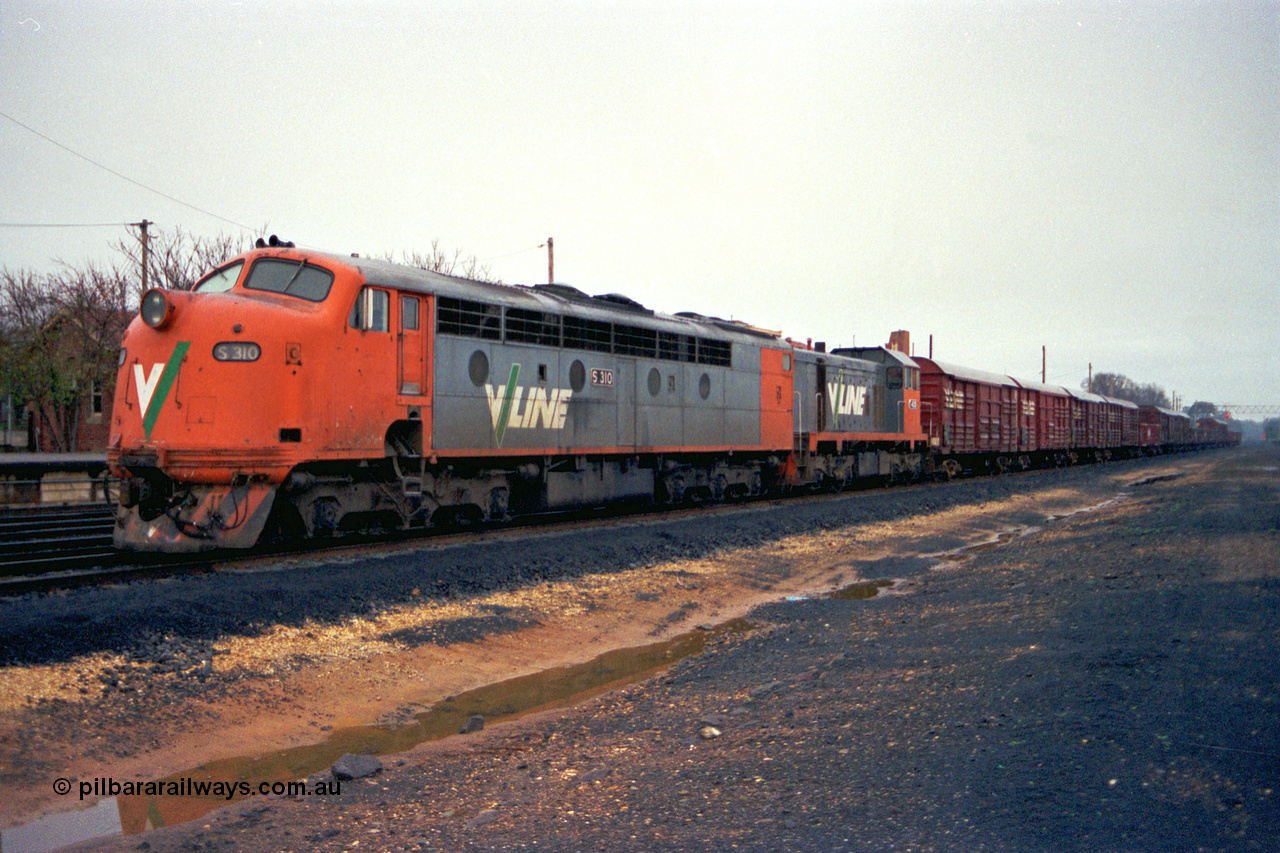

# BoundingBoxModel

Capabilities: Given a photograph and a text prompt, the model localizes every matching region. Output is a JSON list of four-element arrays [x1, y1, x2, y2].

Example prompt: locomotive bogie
[[114, 481, 277, 552]]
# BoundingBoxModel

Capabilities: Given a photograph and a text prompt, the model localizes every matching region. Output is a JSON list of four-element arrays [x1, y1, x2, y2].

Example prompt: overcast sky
[[2, 1, 1276, 408]]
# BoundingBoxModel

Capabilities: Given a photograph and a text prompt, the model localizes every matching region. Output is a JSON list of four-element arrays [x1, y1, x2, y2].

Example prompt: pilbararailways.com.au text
[[53, 776, 344, 801]]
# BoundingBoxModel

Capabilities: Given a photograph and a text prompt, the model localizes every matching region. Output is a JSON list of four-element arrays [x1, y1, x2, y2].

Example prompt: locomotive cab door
[[398, 295, 428, 397]]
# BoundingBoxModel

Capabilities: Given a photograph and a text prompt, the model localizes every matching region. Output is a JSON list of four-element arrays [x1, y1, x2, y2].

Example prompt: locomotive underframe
[[796, 440, 925, 488], [111, 435, 1230, 551], [112, 463, 279, 552], [268, 449, 785, 540]]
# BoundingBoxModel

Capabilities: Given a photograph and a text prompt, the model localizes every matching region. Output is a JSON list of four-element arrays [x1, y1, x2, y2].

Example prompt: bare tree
[[1084, 372, 1171, 408], [382, 239, 501, 284], [111, 225, 260, 299]]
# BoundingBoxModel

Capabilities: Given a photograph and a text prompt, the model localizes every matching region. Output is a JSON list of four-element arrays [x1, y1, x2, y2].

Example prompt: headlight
[[213, 342, 262, 362], [140, 289, 172, 329]]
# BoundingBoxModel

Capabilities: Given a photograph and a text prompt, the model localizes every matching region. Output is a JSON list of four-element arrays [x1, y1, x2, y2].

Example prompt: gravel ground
[[3, 445, 1277, 852]]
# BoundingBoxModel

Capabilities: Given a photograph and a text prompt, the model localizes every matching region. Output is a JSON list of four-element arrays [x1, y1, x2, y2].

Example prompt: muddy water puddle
[[927, 490, 1134, 574], [828, 577, 915, 600], [4, 620, 758, 852], [926, 526, 1041, 573]]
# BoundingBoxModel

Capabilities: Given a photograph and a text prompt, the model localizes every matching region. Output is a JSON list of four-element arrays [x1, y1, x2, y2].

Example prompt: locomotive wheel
[[431, 504, 484, 530], [260, 496, 306, 547]]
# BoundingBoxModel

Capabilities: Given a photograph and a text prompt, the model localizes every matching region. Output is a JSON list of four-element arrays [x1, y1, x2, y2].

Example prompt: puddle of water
[[4, 619, 755, 853], [1044, 494, 1127, 523], [1, 798, 121, 853], [926, 526, 1040, 572], [829, 578, 894, 600], [1127, 472, 1185, 488]]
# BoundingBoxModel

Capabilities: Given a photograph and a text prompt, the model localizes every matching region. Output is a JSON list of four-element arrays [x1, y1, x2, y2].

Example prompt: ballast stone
[[331, 753, 382, 780]]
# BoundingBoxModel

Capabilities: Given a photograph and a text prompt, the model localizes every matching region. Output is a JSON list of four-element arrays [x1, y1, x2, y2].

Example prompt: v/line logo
[[133, 341, 191, 439], [485, 364, 573, 447], [827, 380, 868, 419]]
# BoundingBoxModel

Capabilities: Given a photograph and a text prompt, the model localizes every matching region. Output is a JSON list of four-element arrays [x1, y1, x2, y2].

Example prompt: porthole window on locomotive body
[[569, 360, 586, 393], [468, 350, 489, 386], [699, 373, 712, 400], [648, 368, 661, 397]]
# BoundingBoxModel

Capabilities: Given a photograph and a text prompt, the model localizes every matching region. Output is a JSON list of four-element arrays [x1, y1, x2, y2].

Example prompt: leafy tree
[[1185, 401, 1219, 419], [0, 265, 130, 450], [1264, 419, 1280, 443]]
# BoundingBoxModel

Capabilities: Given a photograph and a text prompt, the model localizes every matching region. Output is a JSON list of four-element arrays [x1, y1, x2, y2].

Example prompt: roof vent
[[592, 293, 653, 314], [533, 283, 591, 301]]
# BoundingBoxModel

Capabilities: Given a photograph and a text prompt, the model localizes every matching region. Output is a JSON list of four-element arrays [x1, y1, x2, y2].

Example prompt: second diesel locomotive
[[107, 245, 1236, 552]]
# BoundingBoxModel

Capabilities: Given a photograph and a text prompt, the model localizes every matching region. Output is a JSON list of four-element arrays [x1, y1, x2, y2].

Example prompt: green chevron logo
[[488, 363, 521, 447], [134, 341, 190, 439]]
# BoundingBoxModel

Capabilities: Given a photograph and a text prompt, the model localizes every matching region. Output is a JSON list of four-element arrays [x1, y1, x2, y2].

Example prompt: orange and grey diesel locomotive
[[108, 245, 1236, 553], [108, 245, 927, 551]]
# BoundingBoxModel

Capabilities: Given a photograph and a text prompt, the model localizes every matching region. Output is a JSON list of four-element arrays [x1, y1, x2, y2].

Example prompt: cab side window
[[349, 288, 389, 332], [402, 296, 419, 330]]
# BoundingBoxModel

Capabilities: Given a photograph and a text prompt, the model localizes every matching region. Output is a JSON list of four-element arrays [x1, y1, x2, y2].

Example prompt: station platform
[[0, 453, 111, 505]]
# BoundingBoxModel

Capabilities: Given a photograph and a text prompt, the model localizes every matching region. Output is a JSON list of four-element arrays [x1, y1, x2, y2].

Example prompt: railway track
[[0, 502, 118, 573], [0, 451, 1208, 598], [0, 486, 802, 597]]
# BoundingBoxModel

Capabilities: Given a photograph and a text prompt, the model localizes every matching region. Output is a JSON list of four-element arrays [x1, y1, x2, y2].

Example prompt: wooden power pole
[[136, 219, 151, 292]]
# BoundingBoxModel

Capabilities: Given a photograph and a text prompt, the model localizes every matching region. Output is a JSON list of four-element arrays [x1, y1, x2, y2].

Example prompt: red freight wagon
[[917, 358, 1024, 474], [1138, 405, 1162, 447], [1065, 388, 1108, 453], [1195, 416, 1241, 448], [1196, 416, 1228, 447], [1097, 395, 1140, 450], [1012, 378, 1071, 458], [1139, 405, 1192, 450], [1166, 409, 1192, 447]]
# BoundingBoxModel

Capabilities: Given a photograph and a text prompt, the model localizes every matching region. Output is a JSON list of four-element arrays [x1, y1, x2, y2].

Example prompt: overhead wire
[[481, 244, 543, 263], [1, 111, 256, 233], [0, 222, 134, 228]]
